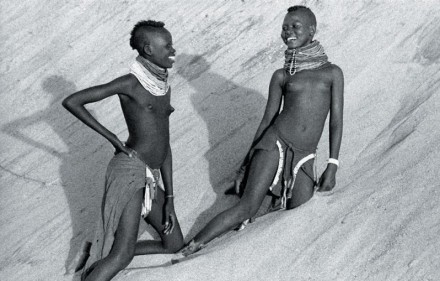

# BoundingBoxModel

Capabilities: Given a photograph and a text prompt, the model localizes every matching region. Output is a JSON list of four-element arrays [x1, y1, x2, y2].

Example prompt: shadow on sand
[[2, 75, 113, 276], [175, 54, 267, 240]]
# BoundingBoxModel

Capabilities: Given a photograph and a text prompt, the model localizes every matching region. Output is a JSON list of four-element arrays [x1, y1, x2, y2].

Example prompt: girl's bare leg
[[135, 188, 184, 255], [286, 168, 315, 209], [183, 149, 279, 255], [84, 188, 143, 281]]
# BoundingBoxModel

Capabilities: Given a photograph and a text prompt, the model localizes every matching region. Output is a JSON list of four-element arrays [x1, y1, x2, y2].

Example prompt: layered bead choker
[[284, 41, 329, 75], [130, 55, 169, 96]]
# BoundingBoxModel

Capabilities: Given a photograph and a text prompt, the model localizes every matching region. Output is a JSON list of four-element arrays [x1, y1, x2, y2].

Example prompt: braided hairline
[[130, 20, 166, 52], [287, 5, 316, 27]]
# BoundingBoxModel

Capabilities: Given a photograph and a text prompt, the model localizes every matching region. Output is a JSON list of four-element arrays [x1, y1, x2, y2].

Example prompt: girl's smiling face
[[146, 29, 176, 69], [281, 11, 315, 49]]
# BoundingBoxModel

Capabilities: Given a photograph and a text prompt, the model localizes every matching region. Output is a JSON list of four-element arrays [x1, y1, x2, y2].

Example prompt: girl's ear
[[309, 25, 316, 37], [143, 44, 152, 56]]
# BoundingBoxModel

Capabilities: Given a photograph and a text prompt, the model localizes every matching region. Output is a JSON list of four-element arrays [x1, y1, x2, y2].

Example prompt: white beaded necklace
[[130, 56, 169, 96]]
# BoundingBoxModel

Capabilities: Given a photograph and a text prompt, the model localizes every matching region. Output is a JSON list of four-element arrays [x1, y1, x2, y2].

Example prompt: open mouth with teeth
[[287, 37, 297, 41], [169, 56, 176, 62]]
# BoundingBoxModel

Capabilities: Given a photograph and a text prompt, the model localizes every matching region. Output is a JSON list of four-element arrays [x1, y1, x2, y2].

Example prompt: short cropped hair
[[129, 20, 166, 53], [287, 5, 317, 27]]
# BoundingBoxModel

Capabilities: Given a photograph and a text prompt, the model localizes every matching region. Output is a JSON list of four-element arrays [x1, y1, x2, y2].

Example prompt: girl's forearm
[[160, 145, 174, 197]]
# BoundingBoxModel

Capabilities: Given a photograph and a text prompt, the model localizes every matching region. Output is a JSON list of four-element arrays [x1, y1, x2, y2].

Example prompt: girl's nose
[[284, 29, 293, 36]]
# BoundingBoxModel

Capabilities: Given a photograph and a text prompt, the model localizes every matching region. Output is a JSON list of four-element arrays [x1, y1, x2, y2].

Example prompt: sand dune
[[1, 0, 439, 280]]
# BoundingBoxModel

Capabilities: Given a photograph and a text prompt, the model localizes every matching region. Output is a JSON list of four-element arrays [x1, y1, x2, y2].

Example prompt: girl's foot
[[173, 240, 204, 259]]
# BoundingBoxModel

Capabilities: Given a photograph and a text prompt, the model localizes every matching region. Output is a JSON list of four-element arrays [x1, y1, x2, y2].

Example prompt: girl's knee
[[236, 202, 259, 221], [162, 231, 184, 253], [164, 240, 184, 253], [286, 192, 313, 210], [111, 249, 135, 269]]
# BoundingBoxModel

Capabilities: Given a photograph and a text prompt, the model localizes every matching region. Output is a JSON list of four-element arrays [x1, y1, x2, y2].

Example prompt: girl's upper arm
[[63, 74, 134, 106], [262, 69, 284, 123], [330, 65, 344, 125]]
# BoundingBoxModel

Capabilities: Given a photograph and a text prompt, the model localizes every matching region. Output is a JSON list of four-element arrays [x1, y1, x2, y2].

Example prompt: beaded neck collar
[[284, 41, 329, 75], [130, 56, 169, 96]]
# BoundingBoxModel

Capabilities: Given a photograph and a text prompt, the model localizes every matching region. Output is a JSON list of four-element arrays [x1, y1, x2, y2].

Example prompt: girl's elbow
[[61, 97, 70, 109], [62, 96, 80, 112]]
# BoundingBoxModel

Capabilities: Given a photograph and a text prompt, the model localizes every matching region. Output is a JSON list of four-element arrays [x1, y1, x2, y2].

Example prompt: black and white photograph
[[1, 0, 439, 280]]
